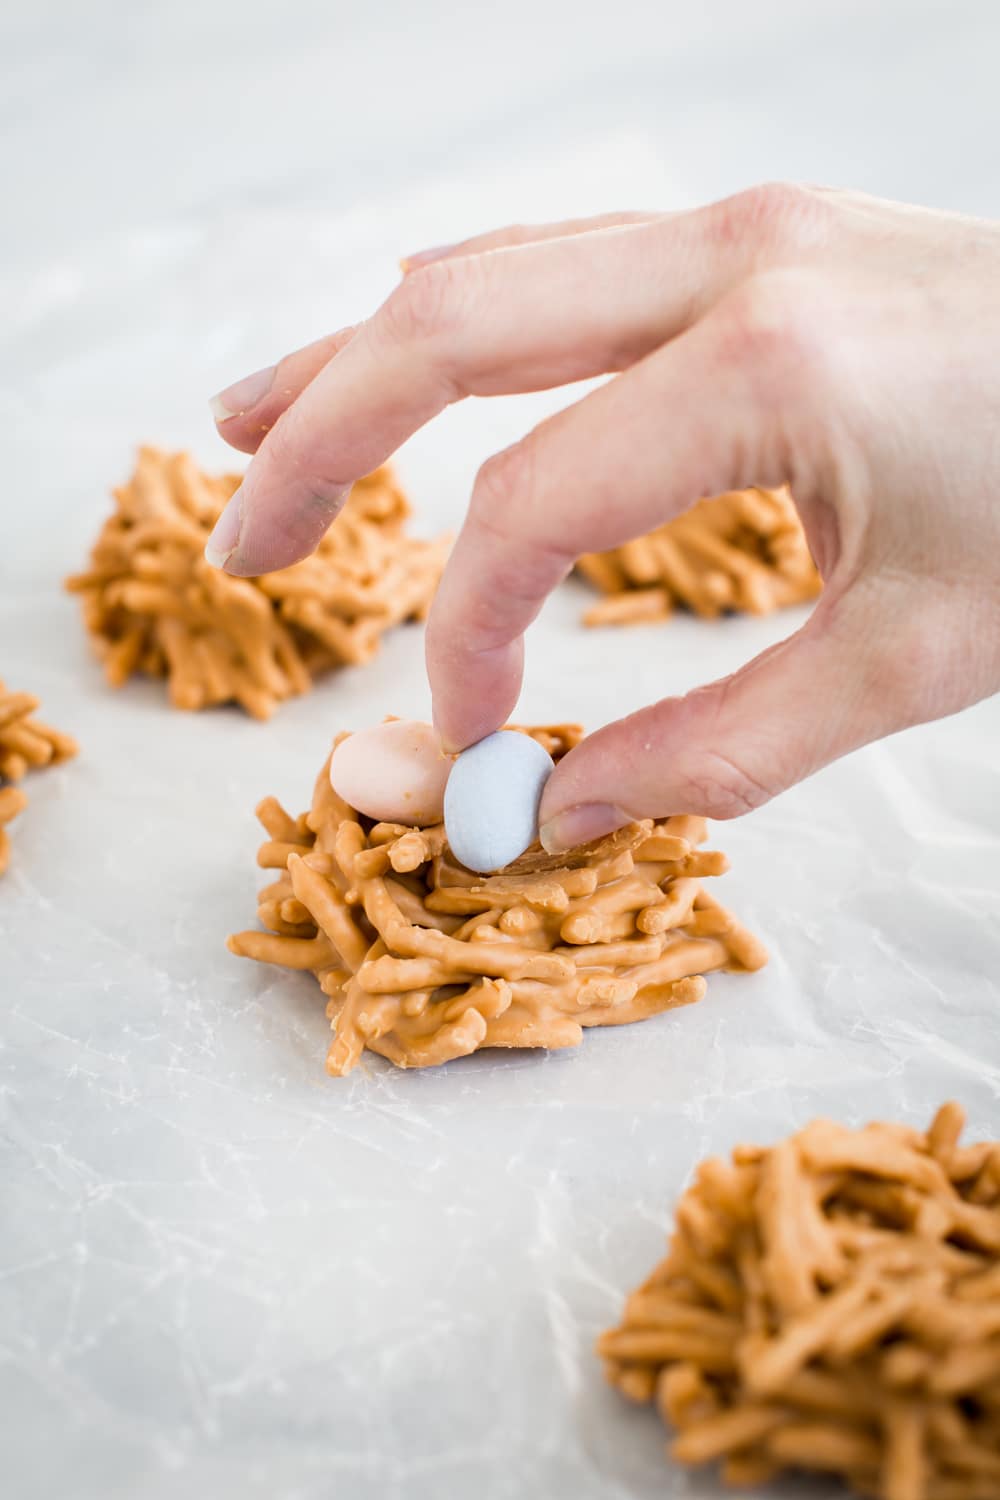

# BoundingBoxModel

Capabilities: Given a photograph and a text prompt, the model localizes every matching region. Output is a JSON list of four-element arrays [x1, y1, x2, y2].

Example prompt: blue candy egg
[[444, 730, 555, 873]]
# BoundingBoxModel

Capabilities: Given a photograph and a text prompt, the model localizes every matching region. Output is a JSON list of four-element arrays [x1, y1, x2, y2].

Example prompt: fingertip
[[430, 694, 512, 755], [222, 528, 318, 578], [538, 613, 865, 827], [218, 427, 273, 457], [209, 393, 238, 425], [209, 364, 277, 425], [209, 331, 357, 454], [538, 802, 631, 854], [399, 242, 459, 274], [428, 637, 523, 754], [215, 451, 352, 577], [210, 391, 276, 458], [538, 733, 638, 835], [432, 717, 471, 757], [203, 541, 232, 571], [204, 488, 244, 572]]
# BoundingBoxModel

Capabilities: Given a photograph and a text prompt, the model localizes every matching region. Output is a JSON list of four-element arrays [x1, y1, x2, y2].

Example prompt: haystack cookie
[[599, 1101, 1000, 1500], [67, 447, 449, 718], [0, 681, 77, 874], [578, 486, 821, 625], [228, 722, 767, 1074]]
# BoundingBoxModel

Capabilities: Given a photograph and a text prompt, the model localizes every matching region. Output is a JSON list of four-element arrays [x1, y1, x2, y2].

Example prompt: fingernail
[[209, 364, 277, 422], [539, 802, 631, 855], [399, 243, 458, 274], [204, 486, 245, 570]]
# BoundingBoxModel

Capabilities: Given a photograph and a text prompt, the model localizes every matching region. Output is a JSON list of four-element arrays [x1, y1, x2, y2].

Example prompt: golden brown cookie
[[228, 723, 767, 1073], [67, 447, 449, 718], [578, 486, 821, 624], [599, 1100, 1000, 1500], [0, 682, 77, 874]]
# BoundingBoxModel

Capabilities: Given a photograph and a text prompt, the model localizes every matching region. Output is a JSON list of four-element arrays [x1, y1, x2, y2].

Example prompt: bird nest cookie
[[66, 446, 448, 718], [599, 1101, 1000, 1500], [0, 681, 77, 874], [228, 723, 767, 1074], [578, 486, 822, 625]]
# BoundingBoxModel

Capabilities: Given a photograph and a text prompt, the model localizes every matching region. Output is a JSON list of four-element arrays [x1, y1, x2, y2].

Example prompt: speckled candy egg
[[444, 730, 555, 873], [329, 720, 451, 825]]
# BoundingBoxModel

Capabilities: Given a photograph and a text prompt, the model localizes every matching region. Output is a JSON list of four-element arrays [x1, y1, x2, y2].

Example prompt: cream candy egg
[[329, 720, 452, 825], [444, 730, 555, 874]]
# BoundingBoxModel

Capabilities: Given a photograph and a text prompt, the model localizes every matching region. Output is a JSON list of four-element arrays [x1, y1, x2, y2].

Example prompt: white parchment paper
[[3, 6, 999, 1496]]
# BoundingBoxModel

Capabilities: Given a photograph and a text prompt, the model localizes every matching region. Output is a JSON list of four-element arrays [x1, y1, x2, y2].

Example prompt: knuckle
[[709, 181, 828, 252], [498, 222, 534, 246], [471, 443, 538, 528], [466, 444, 571, 618], [719, 270, 832, 394], [741, 179, 813, 227], [379, 257, 478, 346], [671, 748, 777, 820]]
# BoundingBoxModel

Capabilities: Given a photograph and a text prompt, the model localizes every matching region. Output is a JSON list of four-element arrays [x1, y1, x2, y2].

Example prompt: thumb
[[538, 592, 905, 848]]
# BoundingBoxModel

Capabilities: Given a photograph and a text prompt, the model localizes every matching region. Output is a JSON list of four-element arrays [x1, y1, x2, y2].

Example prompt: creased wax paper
[[3, 6, 999, 1494]]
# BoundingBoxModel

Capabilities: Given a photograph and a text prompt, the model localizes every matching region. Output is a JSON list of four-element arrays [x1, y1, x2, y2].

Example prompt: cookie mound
[[66, 447, 448, 718], [0, 681, 77, 874], [578, 486, 821, 624], [599, 1101, 1000, 1500], [228, 723, 767, 1074]]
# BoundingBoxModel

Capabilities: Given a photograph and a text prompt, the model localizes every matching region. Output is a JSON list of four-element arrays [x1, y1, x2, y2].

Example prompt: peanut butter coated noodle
[[66, 447, 448, 718], [578, 486, 821, 624], [0, 680, 77, 875], [599, 1101, 1000, 1500], [228, 724, 767, 1073]]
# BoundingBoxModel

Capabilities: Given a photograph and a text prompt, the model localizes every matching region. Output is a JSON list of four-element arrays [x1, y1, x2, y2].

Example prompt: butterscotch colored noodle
[[66, 447, 449, 718], [578, 486, 822, 625], [228, 723, 767, 1074], [0, 680, 78, 875], [599, 1102, 1000, 1500]]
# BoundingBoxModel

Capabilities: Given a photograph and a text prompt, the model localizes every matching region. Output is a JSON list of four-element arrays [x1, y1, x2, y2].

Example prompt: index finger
[[205, 211, 749, 576]]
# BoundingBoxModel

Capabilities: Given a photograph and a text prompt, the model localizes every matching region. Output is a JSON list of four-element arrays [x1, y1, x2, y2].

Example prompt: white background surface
[[3, 3, 999, 1497]]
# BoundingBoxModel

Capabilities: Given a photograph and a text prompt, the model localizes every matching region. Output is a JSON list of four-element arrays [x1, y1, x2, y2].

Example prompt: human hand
[[207, 189, 1000, 848]]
